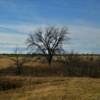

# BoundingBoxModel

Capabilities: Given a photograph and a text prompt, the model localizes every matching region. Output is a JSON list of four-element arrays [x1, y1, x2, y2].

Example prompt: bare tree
[[26, 26, 69, 65], [11, 47, 30, 75]]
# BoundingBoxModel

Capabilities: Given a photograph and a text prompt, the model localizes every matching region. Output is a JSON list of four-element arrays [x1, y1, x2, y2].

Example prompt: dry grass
[[0, 56, 100, 99], [0, 76, 100, 100], [0, 57, 13, 69], [0, 56, 66, 76]]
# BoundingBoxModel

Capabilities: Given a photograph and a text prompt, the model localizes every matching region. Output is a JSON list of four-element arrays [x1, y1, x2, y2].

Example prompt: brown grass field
[[0, 55, 100, 100], [0, 76, 100, 100]]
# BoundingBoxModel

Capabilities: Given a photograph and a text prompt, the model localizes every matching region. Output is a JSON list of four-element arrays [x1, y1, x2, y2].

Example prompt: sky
[[0, 0, 100, 53]]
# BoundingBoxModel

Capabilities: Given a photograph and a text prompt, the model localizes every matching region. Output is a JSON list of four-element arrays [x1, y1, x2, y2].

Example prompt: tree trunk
[[48, 54, 53, 66]]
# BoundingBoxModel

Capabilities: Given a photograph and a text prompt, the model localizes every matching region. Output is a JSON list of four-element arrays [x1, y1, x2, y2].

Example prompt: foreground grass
[[0, 76, 100, 100]]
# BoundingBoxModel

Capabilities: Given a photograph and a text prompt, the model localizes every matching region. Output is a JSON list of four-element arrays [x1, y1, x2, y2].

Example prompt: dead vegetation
[[0, 77, 100, 100], [0, 54, 100, 99], [0, 54, 100, 77]]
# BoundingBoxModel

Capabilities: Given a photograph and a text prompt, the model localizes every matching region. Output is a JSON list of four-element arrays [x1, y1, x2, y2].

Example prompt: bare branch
[[26, 26, 69, 64]]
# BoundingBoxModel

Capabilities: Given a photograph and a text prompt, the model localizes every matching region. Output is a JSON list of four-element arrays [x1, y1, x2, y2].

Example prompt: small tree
[[11, 47, 30, 75], [26, 26, 69, 65]]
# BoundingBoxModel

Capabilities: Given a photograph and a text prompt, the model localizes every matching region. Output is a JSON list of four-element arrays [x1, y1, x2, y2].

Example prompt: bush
[[0, 77, 23, 91]]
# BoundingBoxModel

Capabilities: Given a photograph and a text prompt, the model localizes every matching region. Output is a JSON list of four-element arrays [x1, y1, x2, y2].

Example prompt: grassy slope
[[0, 77, 100, 100], [0, 56, 100, 100]]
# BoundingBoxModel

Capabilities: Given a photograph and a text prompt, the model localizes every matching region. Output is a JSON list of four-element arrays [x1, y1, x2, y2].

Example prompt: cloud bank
[[0, 23, 100, 53]]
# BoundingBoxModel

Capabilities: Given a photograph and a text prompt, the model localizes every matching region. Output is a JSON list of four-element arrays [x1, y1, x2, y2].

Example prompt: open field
[[0, 76, 100, 100], [0, 0, 99, 99], [0, 55, 100, 100], [0, 54, 100, 77]]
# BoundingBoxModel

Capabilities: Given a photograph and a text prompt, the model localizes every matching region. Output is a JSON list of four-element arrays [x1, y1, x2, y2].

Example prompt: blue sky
[[0, 0, 100, 53]]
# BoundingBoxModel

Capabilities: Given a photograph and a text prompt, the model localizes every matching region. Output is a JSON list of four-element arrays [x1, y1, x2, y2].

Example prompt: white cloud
[[0, 32, 27, 44], [66, 24, 100, 53], [0, 23, 100, 53], [0, 23, 48, 33], [68, 24, 100, 44]]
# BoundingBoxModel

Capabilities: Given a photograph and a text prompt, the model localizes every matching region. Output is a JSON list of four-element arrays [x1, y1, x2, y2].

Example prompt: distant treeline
[[0, 53, 100, 57]]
